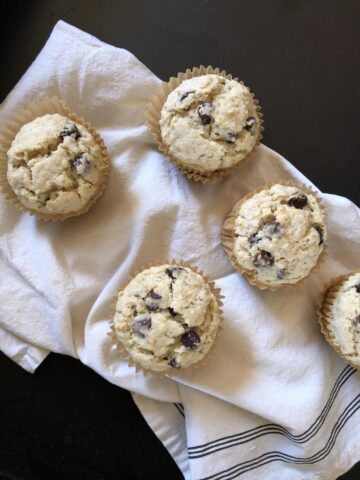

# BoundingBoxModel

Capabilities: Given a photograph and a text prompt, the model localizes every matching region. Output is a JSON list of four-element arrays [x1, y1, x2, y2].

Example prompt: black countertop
[[0, 1, 359, 479]]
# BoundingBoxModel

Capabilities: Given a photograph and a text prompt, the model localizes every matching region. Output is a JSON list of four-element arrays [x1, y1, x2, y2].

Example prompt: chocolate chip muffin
[[7, 113, 107, 217], [112, 264, 221, 373], [222, 183, 327, 288], [319, 271, 360, 368], [159, 74, 261, 176]]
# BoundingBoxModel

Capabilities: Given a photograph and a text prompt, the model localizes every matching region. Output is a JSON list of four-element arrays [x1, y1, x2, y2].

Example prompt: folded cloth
[[0, 21, 359, 480]]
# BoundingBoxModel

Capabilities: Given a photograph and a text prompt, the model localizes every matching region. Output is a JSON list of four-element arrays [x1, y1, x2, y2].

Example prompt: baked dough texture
[[326, 273, 360, 366], [113, 265, 221, 372], [160, 74, 260, 173], [233, 184, 326, 286], [7, 113, 104, 215]]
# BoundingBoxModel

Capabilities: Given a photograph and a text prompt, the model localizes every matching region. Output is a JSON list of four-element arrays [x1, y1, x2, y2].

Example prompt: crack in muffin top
[[7, 113, 105, 215], [160, 74, 260, 173]]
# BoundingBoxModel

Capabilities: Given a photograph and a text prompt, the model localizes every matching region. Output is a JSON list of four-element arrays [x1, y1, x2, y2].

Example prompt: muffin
[[222, 183, 327, 288], [6, 113, 108, 218], [159, 73, 261, 177], [112, 264, 222, 373], [318, 271, 360, 368]]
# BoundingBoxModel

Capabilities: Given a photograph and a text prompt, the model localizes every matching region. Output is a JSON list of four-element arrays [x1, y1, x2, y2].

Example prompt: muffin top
[[232, 184, 326, 286], [7, 113, 105, 215], [326, 272, 360, 365], [113, 264, 221, 372], [160, 74, 260, 173]]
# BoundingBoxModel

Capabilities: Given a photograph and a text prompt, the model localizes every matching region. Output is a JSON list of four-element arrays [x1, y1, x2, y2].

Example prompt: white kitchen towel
[[0, 21, 359, 480]]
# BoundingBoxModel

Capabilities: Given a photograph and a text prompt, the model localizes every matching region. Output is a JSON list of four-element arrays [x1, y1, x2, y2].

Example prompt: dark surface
[[0, 1, 359, 479], [0, 352, 180, 480]]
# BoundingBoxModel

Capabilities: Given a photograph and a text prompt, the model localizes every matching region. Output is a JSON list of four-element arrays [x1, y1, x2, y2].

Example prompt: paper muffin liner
[[145, 65, 264, 183], [221, 180, 328, 290], [317, 270, 360, 370], [108, 260, 224, 376], [0, 96, 110, 221]]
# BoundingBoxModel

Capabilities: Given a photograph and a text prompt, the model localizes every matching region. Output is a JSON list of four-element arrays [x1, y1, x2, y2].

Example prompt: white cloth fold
[[1, 21, 359, 480]]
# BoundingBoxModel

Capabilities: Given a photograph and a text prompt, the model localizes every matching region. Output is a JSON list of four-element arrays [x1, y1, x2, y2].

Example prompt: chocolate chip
[[180, 91, 194, 102], [148, 290, 162, 300], [181, 330, 201, 350], [276, 269, 286, 280], [263, 221, 281, 236], [145, 290, 162, 311], [72, 156, 91, 174], [199, 114, 212, 125], [168, 307, 177, 316], [169, 358, 180, 368], [146, 302, 160, 312], [198, 103, 213, 125], [354, 283, 360, 293], [166, 267, 183, 279], [132, 316, 152, 334], [249, 233, 258, 246], [253, 250, 275, 268], [314, 226, 324, 245], [244, 116, 256, 131], [287, 194, 308, 209], [60, 123, 80, 140], [224, 132, 238, 143], [355, 315, 360, 324]]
